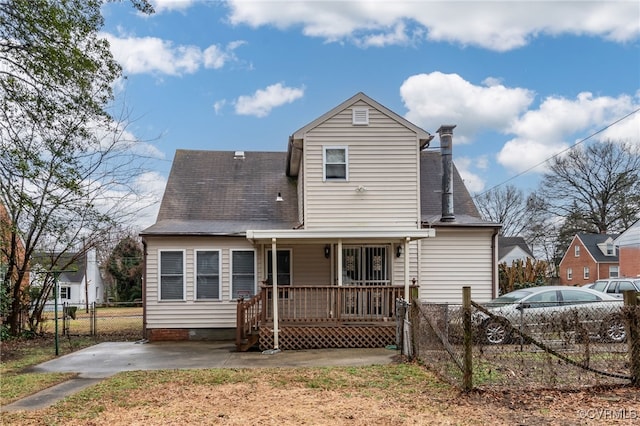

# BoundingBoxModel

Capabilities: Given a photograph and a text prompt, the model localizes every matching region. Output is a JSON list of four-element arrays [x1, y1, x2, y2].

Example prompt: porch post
[[404, 237, 410, 301], [337, 239, 343, 286], [271, 238, 279, 350]]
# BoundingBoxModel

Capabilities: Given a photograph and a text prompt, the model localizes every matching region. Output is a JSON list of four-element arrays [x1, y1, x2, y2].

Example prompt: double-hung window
[[323, 147, 348, 181], [159, 250, 185, 300], [60, 286, 71, 300], [196, 250, 220, 300], [231, 250, 256, 299]]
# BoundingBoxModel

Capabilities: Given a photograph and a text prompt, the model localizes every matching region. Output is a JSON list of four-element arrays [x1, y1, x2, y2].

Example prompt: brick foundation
[[147, 328, 189, 341]]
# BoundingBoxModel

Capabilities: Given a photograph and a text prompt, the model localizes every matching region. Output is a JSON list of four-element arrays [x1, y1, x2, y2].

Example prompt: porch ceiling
[[245, 228, 435, 243]]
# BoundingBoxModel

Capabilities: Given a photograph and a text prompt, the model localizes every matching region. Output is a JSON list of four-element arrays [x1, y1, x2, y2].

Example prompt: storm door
[[341, 245, 390, 317]]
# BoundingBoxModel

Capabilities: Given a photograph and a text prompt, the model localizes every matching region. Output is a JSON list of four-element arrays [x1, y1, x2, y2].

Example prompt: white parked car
[[590, 278, 640, 299], [476, 286, 625, 345]]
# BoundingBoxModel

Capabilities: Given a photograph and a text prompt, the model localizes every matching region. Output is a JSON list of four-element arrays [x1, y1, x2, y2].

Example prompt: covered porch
[[237, 228, 433, 351], [236, 284, 417, 351]]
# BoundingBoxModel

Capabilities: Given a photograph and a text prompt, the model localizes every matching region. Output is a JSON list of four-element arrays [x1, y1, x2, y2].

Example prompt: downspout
[[404, 237, 410, 301], [491, 229, 499, 298], [141, 238, 148, 340]]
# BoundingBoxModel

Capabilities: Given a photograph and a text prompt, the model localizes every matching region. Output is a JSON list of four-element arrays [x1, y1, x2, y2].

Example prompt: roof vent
[[234, 151, 245, 159], [352, 108, 369, 125]]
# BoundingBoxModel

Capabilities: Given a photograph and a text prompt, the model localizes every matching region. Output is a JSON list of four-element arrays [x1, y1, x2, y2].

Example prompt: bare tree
[[474, 184, 536, 237], [0, 0, 154, 335], [536, 140, 640, 234]]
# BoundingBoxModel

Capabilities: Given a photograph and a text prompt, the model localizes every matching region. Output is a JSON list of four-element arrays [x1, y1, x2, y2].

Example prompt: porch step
[[236, 333, 259, 352]]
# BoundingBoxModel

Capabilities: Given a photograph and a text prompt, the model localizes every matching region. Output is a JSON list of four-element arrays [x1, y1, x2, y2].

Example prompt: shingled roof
[[577, 233, 620, 262], [143, 150, 298, 235], [143, 148, 494, 236], [420, 151, 491, 226]]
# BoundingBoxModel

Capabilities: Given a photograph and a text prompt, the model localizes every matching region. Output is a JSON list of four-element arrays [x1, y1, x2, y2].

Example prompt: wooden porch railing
[[236, 285, 414, 350]]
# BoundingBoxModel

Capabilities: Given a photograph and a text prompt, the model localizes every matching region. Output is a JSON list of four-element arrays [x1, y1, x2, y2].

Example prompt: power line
[[475, 107, 640, 197]]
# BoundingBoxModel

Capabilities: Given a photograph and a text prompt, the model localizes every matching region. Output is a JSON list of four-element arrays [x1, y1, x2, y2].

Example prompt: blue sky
[[99, 0, 640, 229]]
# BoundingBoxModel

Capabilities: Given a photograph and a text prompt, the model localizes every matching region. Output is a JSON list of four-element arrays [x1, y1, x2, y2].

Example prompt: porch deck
[[236, 285, 414, 351]]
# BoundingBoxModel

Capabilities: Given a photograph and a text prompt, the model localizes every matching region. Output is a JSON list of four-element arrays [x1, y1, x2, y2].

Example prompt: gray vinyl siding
[[145, 236, 255, 329], [302, 101, 421, 230], [419, 228, 495, 303]]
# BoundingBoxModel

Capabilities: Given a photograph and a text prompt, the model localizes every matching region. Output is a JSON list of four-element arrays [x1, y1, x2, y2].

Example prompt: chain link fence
[[411, 289, 640, 391], [34, 302, 143, 341]]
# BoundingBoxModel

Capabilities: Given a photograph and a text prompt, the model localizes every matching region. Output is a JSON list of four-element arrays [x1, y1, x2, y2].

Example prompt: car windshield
[[485, 290, 532, 307], [591, 280, 608, 292]]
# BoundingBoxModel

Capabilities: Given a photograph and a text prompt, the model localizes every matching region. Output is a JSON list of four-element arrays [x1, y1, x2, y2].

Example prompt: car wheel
[[484, 318, 510, 344], [600, 316, 626, 343]]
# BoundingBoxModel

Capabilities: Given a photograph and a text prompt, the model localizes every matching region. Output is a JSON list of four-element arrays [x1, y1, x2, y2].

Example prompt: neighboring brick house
[[558, 233, 619, 286], [614, 220, 640, 278]]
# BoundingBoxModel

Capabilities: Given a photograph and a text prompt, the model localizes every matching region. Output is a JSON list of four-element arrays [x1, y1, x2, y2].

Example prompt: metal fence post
[[623, 290, 639, 387], [462, 286, 473, 391]]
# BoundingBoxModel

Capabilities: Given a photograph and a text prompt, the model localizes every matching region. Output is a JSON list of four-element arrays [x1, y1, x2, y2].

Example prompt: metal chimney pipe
[[438, 125, 456, 222]]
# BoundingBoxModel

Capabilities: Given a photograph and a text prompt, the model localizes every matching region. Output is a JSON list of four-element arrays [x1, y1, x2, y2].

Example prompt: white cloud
[[400, 72, 534, 142], [234, 83, 305, 117], [400, 72, 640, 177], [498, 92, 640, 173], [453, 156, 486, 193], [213, 99, 227, 115], [149, 0, 196, 14], [103, 33, 244, 76], [225, 1, 639, 51]]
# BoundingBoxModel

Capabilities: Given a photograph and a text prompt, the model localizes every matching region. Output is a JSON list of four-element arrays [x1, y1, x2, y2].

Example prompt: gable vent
[[233, 151, 245, 159], [352, 108, 369, 125]]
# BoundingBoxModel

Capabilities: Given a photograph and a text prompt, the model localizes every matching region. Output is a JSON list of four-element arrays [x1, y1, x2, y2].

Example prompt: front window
[[231, 250, 255, 299], [159, 250, 185, 301], [574, 245, 580, 256], [567, 268, 573, 280], [609, 266, 619, 278], [196, 250, 220, 300], [323, 147, 348, 181], [583, 267, 590, 279]]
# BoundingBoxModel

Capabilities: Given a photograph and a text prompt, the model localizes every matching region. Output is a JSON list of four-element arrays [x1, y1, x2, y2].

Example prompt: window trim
[[230, 249, 256, 301], [567, 267, 573, 280], [195, 249, 221, 301], [583, 266, 590, 280], [158, 249, 186, 301], [323, 146, 349, 182], [574, 245, 580, 257]]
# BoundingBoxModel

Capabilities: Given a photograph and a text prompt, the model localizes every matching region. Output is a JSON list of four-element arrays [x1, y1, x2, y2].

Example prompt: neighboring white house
[[614, 220, 640, 278], [140, 92, 501, 347], [31, 248, 104, 307], [498, 237, 535, 265]]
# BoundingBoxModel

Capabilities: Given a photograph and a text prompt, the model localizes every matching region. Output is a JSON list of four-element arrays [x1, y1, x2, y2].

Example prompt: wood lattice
[[259, 325, 395, 350]]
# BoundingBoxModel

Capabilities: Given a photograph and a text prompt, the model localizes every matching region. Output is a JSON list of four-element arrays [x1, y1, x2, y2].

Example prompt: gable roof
[[286, 92, 434, 177], [143, 150, 299, 235], [577, 233, 619, 262], [498, 236, 534, 260], [143, 148, 493, 235], [30, 252, 86, 284]]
